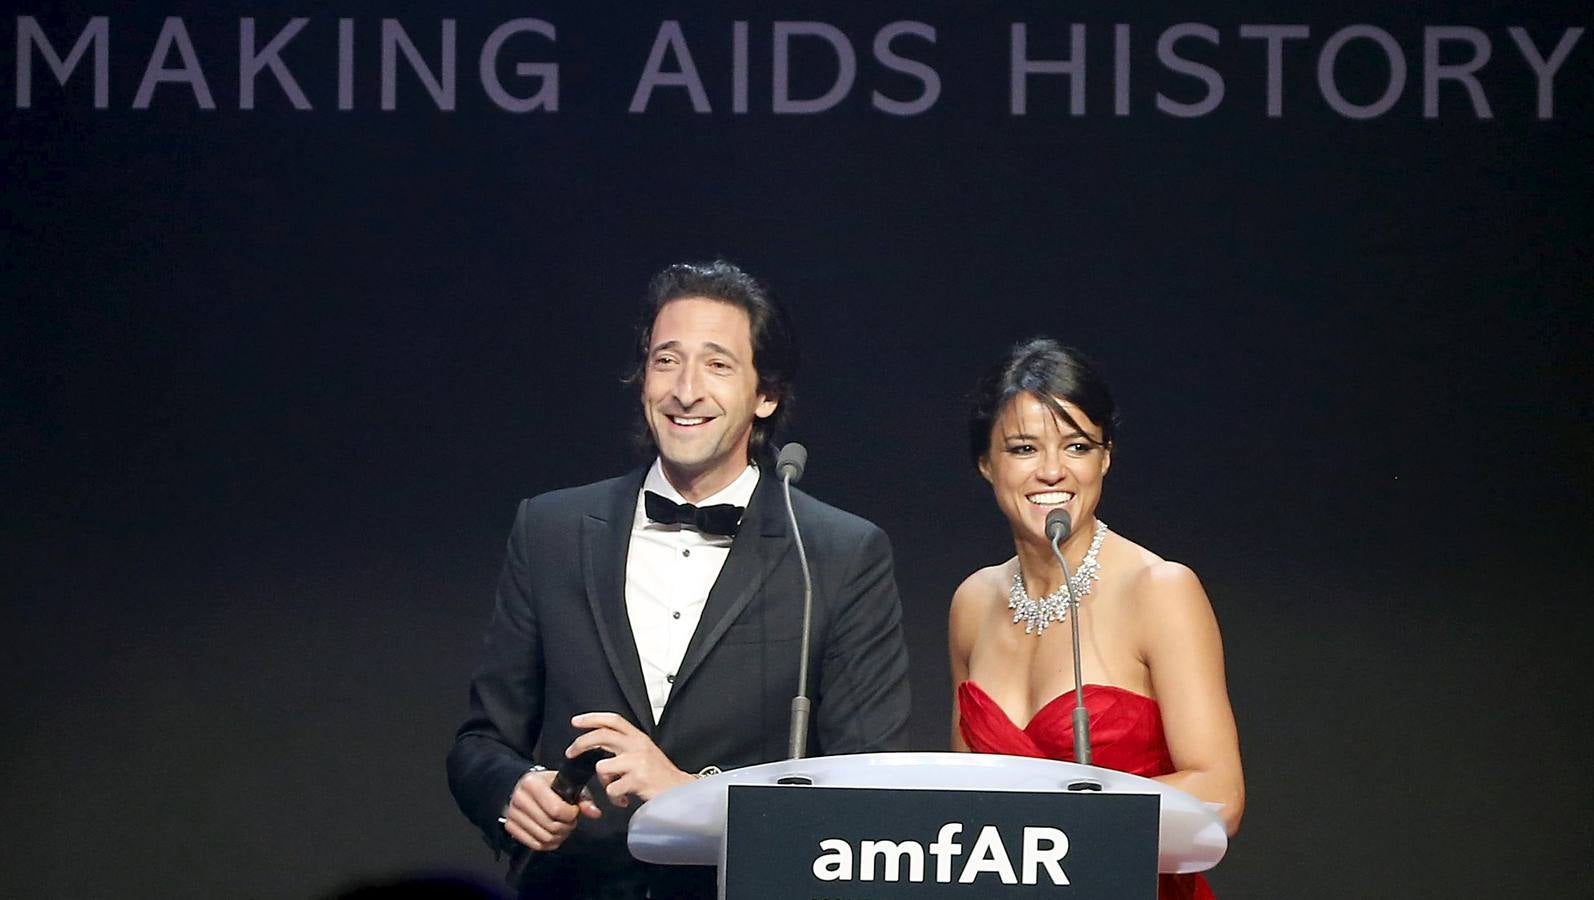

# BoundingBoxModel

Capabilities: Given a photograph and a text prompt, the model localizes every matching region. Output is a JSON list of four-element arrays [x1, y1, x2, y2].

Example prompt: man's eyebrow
[[648, 339, 742, 361], [648, 339, 743, 362]]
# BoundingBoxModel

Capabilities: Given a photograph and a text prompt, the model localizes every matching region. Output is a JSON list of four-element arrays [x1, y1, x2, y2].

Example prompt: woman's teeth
[[1026, 491, 1073, 505]]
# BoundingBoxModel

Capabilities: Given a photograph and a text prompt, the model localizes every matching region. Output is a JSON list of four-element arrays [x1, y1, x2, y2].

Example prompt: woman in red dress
[[949, 338, 1245, 899]]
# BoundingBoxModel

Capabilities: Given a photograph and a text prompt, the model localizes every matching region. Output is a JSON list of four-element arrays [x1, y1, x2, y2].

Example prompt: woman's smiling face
[[979, 392, 1112, 546]]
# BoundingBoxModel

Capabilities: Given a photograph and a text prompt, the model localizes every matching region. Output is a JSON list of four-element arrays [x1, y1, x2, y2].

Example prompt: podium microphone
[[778, 443, 816, 760], [1046, 509, 1095, 771]]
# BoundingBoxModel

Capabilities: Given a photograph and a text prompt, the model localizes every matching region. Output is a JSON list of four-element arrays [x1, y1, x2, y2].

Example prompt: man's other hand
[[567, 712, 695, 806]]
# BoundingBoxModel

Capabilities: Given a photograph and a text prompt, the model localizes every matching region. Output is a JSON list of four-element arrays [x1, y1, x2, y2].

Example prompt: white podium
[[629, 751, 1226, 875]]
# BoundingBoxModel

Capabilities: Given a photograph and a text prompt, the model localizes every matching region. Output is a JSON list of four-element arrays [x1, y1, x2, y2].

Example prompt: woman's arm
[[1137, 561, 1246, 836], [947, 573, 986, 752]]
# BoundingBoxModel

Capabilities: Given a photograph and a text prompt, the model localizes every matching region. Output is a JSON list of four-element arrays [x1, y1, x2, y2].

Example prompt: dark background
[[4, 3, 1591, 897]]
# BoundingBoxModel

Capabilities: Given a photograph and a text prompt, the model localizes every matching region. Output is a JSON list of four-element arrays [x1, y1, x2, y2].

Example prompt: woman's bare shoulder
[[1118, 551, 1216, 646], [952, 561, 1011, 606], [949, 561, 1012, 664], [950, 561, 1012, 628], [1107, 533, 1209, 612], [1101, 531, 1188, 582]]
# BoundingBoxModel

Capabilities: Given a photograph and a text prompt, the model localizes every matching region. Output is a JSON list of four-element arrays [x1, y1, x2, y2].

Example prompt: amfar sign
[[9, 15, 1587, 120], [810, 822, 1074, 885], [722, 785, 1161, 899]]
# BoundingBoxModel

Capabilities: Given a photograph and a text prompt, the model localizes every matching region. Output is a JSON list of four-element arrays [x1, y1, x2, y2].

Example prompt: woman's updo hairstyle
[[967, 337, 1120, 466]]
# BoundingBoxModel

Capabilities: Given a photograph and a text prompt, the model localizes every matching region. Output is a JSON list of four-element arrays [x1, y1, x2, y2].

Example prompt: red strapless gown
[[957, 680, 1215, 900]]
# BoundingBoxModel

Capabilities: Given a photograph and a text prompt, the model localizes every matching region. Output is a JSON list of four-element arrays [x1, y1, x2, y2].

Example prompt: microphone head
[[776, 442, 808, 483], [1045, 509, 1072, 543]]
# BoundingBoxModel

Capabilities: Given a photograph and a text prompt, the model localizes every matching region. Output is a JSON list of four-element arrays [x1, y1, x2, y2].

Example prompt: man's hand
[[501, 769, 601, 851], [567, 712, 695, 807]]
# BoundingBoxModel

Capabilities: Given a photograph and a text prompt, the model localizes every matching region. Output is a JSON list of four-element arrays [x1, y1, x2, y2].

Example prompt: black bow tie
[[644, 491, 745, 537]]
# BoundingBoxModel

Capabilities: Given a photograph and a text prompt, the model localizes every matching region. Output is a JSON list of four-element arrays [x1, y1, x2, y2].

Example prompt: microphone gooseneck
[[1045, 509, 1094, 769], [778, 443, 816, 760]]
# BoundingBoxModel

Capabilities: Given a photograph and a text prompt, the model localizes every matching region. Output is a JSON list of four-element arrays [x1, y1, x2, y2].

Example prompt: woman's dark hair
[[968, 337, 1120, 465], [625, 260, 799, 463]]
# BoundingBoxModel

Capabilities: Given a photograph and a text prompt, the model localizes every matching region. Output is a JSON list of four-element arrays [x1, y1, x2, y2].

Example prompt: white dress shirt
[[625, 459, 760, 725]]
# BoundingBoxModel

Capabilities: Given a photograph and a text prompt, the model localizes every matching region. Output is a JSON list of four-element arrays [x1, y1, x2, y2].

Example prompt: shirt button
[[666, 673, 675, 683], [672, 611, 681, 620], [682, 548, 691, 557]]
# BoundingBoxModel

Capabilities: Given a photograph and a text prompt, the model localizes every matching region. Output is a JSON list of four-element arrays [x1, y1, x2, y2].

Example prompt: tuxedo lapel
[[669, 475, 792, 702], [580, 468, 656, 732]]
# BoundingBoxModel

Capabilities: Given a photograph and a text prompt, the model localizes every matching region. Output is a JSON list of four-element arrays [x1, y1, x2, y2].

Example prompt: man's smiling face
[[641, 296, 778, 501]]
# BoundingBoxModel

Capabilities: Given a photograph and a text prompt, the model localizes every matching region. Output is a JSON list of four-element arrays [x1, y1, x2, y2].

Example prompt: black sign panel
[[723, 785, 1159, 899]]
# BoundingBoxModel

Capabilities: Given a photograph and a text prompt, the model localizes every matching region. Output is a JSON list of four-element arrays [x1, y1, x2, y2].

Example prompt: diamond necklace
[[1008, 519, 1109, 636]]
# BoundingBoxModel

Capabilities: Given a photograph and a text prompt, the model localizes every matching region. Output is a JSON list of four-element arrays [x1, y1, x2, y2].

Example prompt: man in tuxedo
[[446, 260, 912, 898]]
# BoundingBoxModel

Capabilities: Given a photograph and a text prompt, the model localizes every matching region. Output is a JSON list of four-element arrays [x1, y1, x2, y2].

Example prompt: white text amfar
[[811, 823, 1069, 884]]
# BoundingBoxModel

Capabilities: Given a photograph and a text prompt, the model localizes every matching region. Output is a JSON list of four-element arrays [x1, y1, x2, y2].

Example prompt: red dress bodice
[[957, 680, 1216, 900]]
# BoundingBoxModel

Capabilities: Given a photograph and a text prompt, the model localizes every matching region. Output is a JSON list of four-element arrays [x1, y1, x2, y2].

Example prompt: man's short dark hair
[[626, 260, 799, 463]]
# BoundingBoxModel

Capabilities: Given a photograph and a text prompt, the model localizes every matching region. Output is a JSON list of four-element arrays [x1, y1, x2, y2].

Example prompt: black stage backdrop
[[4, 2, 1592, 897]]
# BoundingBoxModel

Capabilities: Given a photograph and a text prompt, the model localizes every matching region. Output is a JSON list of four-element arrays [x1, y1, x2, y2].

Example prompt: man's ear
[[755, 393, 779, 419]]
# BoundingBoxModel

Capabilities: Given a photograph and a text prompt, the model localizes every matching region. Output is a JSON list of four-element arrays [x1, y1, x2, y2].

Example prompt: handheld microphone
[[1045, 509, 1096, 772], [551, 748, 612, 804], [778, 442, 817, 760]]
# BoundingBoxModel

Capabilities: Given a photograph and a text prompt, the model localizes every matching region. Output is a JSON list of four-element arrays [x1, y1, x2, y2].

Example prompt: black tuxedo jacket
[[447, 466, 911, 898]]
